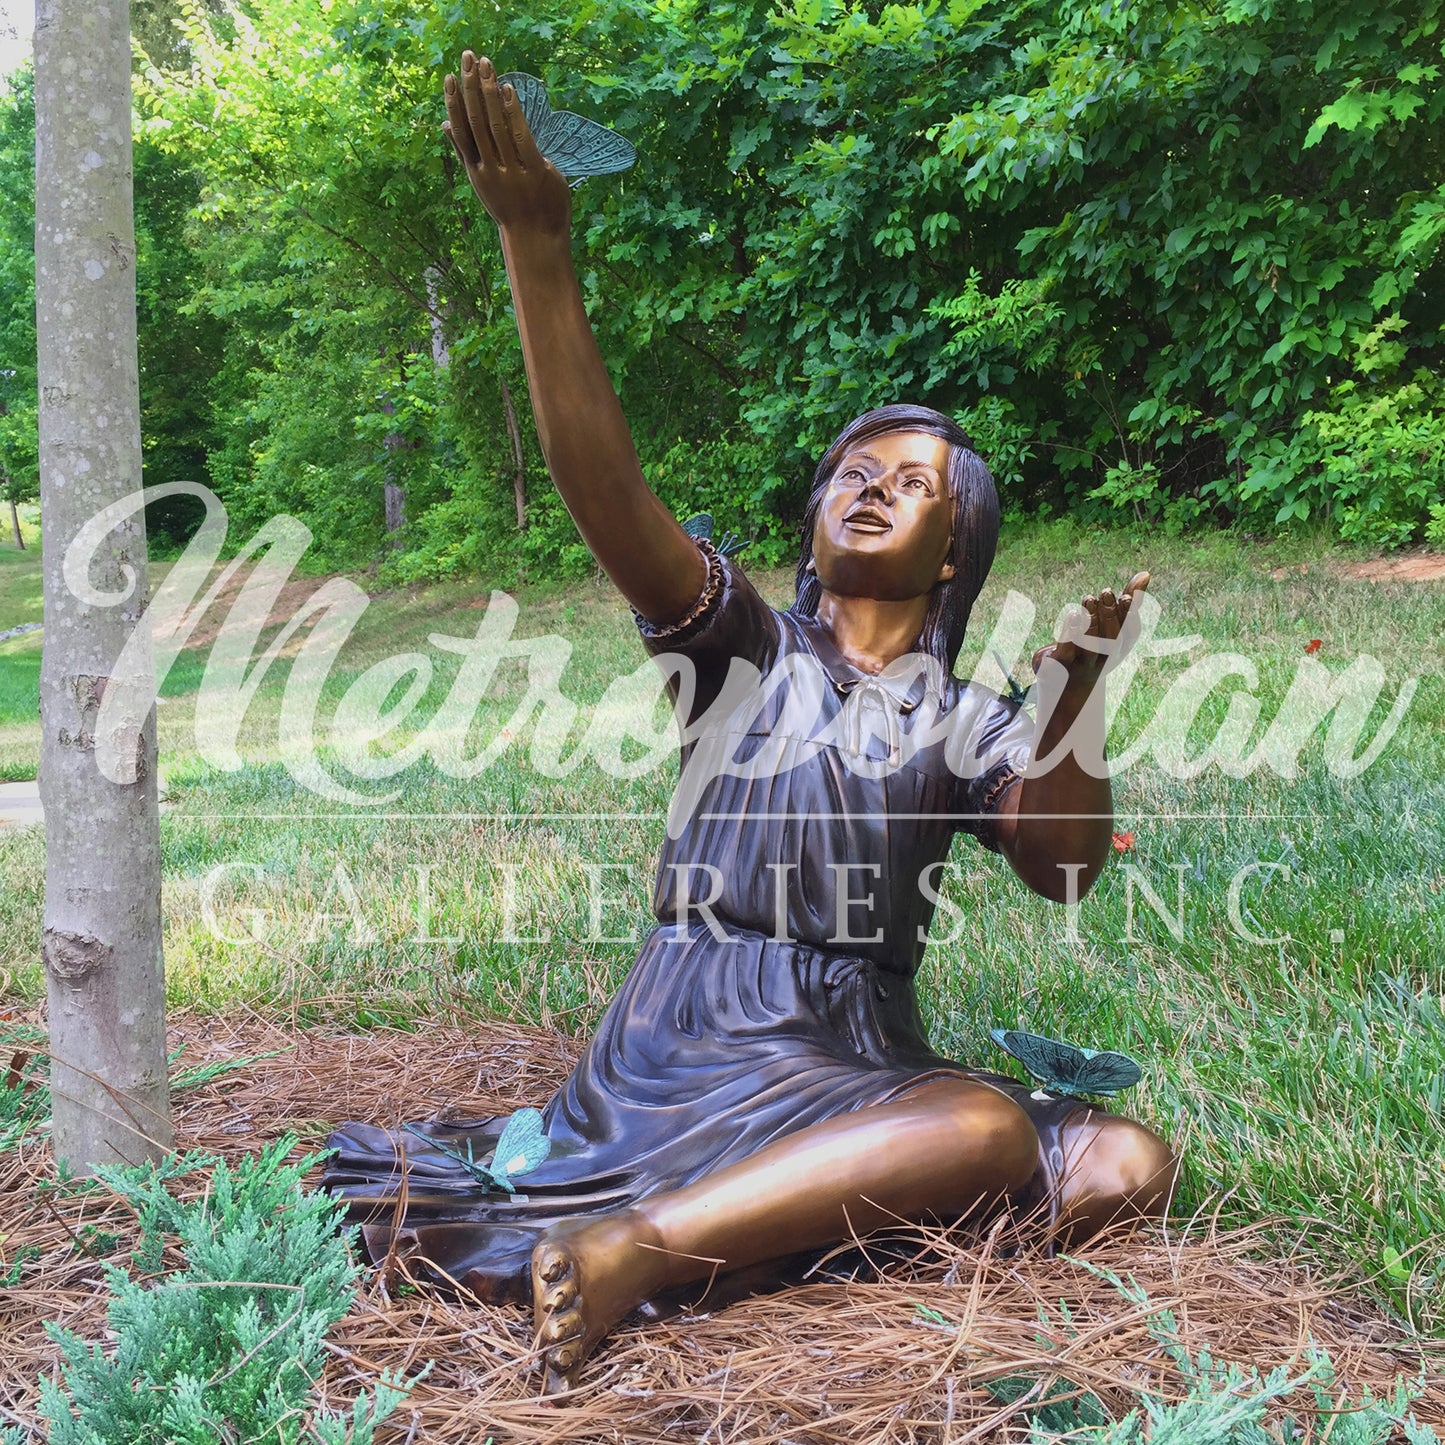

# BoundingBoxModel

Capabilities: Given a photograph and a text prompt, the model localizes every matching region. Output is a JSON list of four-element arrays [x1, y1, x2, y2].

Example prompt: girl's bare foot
[[531, 1208, 670, 1392]]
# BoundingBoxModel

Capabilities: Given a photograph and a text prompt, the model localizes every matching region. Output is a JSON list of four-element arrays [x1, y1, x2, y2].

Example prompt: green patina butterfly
[[992, 649, 1030, 707], [683, 512, 750, 558], [990, 1028, 1143, 1098], [403, 1106, 551, 1195], [499, 73, 637, 187]]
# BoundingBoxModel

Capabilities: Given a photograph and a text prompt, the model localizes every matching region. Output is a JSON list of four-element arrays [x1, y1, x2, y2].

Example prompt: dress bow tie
[[830, 668, 936, 767]]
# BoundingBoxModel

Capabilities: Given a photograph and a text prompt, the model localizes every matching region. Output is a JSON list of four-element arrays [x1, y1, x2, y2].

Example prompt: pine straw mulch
[[2, 1009, 1442, 1443]]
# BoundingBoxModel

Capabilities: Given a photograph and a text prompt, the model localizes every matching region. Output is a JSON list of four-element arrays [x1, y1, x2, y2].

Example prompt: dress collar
[[797, 616, 945, 764]]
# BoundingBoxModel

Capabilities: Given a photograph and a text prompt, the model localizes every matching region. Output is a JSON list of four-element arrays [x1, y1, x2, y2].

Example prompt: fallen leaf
[[1112, 831, 1135, 853], [1305, 638, 1323, 655]]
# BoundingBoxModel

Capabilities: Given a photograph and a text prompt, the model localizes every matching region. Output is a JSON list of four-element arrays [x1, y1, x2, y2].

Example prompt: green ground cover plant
[[972, 1265, 1443, 1444]]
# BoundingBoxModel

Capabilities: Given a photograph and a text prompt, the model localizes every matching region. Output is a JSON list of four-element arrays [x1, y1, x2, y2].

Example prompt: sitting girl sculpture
[[325, 51, 1176, 1395]]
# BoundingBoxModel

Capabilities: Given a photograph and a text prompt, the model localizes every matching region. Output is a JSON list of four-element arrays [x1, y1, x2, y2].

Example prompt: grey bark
[[383, 478, 406, 537], [35, 0, 171, 1169], [424, 265, 450, 370]]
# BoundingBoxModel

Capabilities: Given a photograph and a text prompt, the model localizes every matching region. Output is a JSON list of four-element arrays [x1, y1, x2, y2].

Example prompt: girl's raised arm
[[444, 51, 706, 623]]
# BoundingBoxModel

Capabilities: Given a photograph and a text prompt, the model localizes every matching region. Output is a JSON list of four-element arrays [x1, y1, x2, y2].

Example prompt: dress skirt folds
[[323, 541, 1082, 1302]]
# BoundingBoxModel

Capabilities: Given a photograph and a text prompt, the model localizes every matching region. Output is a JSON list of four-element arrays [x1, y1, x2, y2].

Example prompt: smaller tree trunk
[[383, 480, 406, 537], [424, 265, 450, 370], [501, 374, 527, 532], [8, 498, 22, 550]]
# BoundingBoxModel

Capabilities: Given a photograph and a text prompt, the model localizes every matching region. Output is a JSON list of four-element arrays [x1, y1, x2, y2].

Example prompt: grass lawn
[[0, 505, 42, 780], [0, 514, 1441, 1337]]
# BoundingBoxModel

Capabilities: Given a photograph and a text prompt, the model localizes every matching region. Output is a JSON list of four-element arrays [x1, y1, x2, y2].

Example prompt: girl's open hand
[[444, 51, 571, 239], [1031, 571, 1150, 688]]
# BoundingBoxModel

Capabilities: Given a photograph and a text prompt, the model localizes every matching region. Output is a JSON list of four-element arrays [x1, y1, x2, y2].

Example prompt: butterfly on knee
[[990, 1028, 1143, 1098]]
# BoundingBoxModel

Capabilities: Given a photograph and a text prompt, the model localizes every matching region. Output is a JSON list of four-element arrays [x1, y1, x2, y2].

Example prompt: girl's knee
[[899, 1078, 1040, 1195], [947, 1083, 1040, 1192], [1054, 1113, 1177, 1241]]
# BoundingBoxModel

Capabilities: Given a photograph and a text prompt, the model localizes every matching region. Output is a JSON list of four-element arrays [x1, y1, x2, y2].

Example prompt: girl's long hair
[[789, 404, 1000, 671]]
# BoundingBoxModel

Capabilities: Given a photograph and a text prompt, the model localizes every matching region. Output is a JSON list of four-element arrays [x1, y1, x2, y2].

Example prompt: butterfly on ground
[[683, 512, 750, 558], [990, 1028, 1143, 1098], [499, 73, 637, 187], [403, 1106, 551, 1194]]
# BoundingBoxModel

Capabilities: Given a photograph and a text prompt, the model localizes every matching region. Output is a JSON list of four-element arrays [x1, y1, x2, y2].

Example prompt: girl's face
[[809, 430, 955, 602]]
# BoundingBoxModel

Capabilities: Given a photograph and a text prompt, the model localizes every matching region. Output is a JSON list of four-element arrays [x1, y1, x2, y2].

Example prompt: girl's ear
[[805, 558, 817, 575], [936, 534, 955, 584]]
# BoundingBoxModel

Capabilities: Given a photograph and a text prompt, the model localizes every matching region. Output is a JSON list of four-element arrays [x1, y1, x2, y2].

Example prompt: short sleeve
[[954, 689, 1033, 853], [634, 537, 781, 727]]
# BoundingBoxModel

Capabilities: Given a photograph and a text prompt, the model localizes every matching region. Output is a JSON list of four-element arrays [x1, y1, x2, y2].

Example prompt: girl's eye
[[904, 476, 928, 491], [839, 469, 864, 484]]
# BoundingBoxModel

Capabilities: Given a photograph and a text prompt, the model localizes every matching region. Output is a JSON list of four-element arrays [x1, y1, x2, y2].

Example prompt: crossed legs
[[530, 1077, 1175, 1391]]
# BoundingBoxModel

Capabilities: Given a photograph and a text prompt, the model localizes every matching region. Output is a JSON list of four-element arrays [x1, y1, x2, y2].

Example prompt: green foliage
[[1234, 315, 1445, 543], [979, 1267, 1443, 1445], [5, 0, 1445, 563], [38, 1138, 410, 1445], [0, 68, 37, 509], [0, 1022, 48, 1154]]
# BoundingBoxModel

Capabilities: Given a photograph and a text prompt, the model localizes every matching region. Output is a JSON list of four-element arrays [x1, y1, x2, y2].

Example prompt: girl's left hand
[[1031, 571, 1150, 686]]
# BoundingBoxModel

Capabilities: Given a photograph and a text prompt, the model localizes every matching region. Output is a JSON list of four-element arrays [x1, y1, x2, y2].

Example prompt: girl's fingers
[[460, 53, 503, 167], [476, 55, 514, 170], [443, 78, 480, 168], [501, 83, 543, 170]]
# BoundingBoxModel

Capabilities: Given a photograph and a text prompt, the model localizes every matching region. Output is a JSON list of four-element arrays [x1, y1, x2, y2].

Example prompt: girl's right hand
[[444, 51, 572, 241]]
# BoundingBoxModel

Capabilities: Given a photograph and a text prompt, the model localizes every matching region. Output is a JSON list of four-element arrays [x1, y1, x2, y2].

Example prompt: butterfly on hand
[[500, 73, 636, 187], [990, 1028, 1143, 1098]]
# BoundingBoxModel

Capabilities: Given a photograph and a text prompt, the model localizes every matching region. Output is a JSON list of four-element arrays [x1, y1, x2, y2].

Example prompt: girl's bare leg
[[531, 1081, 1176, 1391], [531, 1077, 1037, 1391]]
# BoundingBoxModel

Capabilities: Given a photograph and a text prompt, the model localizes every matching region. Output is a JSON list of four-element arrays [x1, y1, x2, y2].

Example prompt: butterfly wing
[[496, 73, 636, 184], [539, 109, 638, 182], [490, 1106, 551, 1193], [683, 512, 715, 540], [1073, 1050, 1143, 1096], [992, 1028, 1143, 1096], [497, 72, 555, 149]]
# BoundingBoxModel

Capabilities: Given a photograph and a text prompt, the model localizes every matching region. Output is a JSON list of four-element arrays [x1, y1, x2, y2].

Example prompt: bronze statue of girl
[[325, 52, 1176, 1395]]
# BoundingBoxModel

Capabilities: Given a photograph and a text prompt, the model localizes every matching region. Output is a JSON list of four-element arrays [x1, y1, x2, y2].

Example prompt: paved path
[[0, 780, 41, 826], [0, 780, 174, 827]]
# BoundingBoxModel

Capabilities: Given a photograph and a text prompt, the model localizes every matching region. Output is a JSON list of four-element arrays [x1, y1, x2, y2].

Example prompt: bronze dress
[[324, 543, 1079, 1300]]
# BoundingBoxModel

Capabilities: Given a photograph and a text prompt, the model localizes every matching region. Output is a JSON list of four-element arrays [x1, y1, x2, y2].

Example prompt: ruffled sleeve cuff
[[632, 536, 726, 650]]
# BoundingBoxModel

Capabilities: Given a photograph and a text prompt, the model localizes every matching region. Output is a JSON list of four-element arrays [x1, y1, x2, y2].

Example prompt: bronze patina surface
[[323, 53, 1176, 1394]]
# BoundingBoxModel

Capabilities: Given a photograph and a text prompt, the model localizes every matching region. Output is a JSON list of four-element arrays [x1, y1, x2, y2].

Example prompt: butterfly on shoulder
[[499, 73, 637, 187], [683, 512, 749, 558], [989, 1027, 1143, 1098]]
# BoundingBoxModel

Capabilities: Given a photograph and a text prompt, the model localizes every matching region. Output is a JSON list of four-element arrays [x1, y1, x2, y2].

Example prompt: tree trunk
[[0, 400, 20, 549], [424, 265, 450, 370], [34, 0, 171, 1169], [383, 479, 406, 537], [501, 374, 526, 532], [380, 351, 416, 548]]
